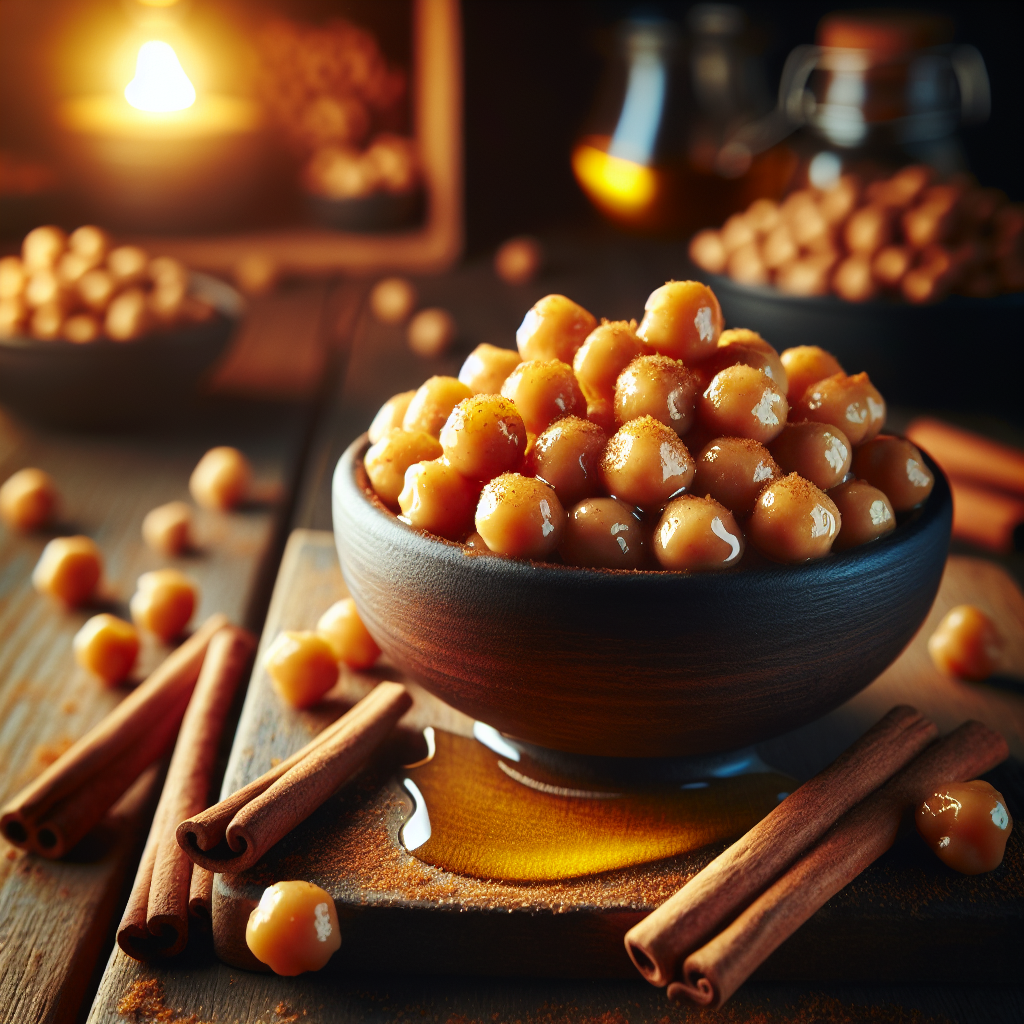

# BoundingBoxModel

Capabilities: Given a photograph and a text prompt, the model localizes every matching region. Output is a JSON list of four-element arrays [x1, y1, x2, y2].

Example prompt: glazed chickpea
[[0, 255, 25, 300], [63, 313, 101, 344], [794, 372, 886, 446], [246, 880, 341, 975], [851, 435, 934, 511], [714, 329, 788, 393], [927, 605, 1004, 682], [475, 473, 565, 560], [364, 429, 443, 507], [779, 346, 844, 405], [844, 205, 892, 256], [148, 279, 186, 324], [916, 780, 1013, 875], [0, 467, 59, 530], [499, 359, 586, 435], [368, 390, 417, 444], [189, 446, 252, 510], [148, 256, 189, 291], [637, 280, 723, 363], [130, 569, 197, 641], [24, 268, 66, 309], [515, 294, 597, 364], [829, 480, 896, 551], [32, 535, 103, 606], [30, 303, 64, 341], [106, 245, 149, 286], [600, 416, 695, 509], [614, 355, 700, 436], [22, 226, 66, 272], [369, 276, 416, 324], [700, 343, 787, 396], [73, 614, 140, 685], [700, 364, 789, 445], [68, 225, 110, 265], [653, 495, 745, 571], [407, 308, 456, 358], [440, 395, 527, 480], [398, 458, 480, 539], [769, 422, 852, 491], [833, 255, 878, 303], [524, 416, 607, 507], [873, 246, 913, 289], [141, 501, 193, 556], [316, 597, 381, 669], [458, 343, 521, 396], [572, 320, 644, 401], [265, 631, 339, 709], [747, 474, 842, 563], [77, 268, 116, 313], [402, 376, 472, 437], [560, 497, 646, 569], [105, 288, 150, 341], [692, 437, 781, 517], [494, 236, 544, 285], [688, 229, 728, 274], [57, 251, 98, 286]]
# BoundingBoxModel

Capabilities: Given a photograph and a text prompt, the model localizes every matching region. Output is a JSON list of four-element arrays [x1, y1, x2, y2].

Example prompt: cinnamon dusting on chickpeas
[[747, 473, 842, 563], [692, 437, 781, 518], [475, 473, 565, 560], [614, 354, 700, 436], [599, 416, 694, 510]]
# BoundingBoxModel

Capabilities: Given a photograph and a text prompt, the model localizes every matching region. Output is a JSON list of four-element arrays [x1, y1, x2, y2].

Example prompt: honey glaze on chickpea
[[362, 280, 933, 569]]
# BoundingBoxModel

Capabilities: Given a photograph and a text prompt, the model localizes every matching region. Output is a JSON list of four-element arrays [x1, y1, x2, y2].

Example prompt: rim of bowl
[[341, 433, 952, 583]]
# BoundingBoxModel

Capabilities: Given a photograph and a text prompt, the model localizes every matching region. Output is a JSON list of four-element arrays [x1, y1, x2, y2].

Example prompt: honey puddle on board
[[399, 727, 795, 882]]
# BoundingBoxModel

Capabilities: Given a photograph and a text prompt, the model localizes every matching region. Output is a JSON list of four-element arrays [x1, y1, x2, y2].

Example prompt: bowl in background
[[333, 434, 953, 759]]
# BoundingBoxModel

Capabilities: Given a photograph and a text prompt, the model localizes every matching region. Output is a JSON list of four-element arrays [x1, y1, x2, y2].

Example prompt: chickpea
[[190, 446, 252, 510], [747, 473, 842, 562], [819, 176, 860, 224], [32, 535, 103, 606], [761, 224, 798, 271], [24, 269, 66, 309], [73, 614, 140, 685], [701, 342, 787, 396], [149, 279, 187, 324], [700, 364, 788, 445], [780, 346, 844, 404], [746, 198, 781, 233], [560, 497, 646, 569], [614, 355, 700, 436], [22, 226, 66, 272], [769, 422, 852, 491], [402, 376, 472, 437], [829, 480, 896, 551], [832, 255, 878, 303], [364, 429, 443, 507], [440, 395, 526, 480], [63, 313, 101, 344], [636, 280, 723, 363], [458, 343, 521, 396], [916, 780, 1012, 875], [872, 246, 913, 289], [692, 437, 781, 517], [130, 569, 197, 641], [499, 359, 586, 435], [368, 390, 417, 444], [851, 435, 934, 511], [726, 244, 768, 286], [844, 205, 892, 256], [927, 605, 1004, 682], [57, 252, 97, 287], [106, 245, 149, 286], [653, 495, 745, 571], [316, 597, 380, 669], [408, 308, 456, 358], [515, 294, 597, 364], [104, 288, 150, 341], [494, 236, 543, 285], [775, 255, 834, 297], [794, 372, 886, 446], [688, 230, 727, 274], [0, 467, 59, 530], [475, 473, 565, 560], [246, 880, 341, 975], [600, 416, 694, 509], [586, 394, 617, 435], [30, 304, 64, 341], [68, 225, 111, 264], [141, 500, 193, 556], [398, 458, 480, 539], [77, 268, 116, 313], [265, 631, 339, 708], [369, 276, 417, 324], [0, 256, 25, 300], [715, 329, 788, 392], [572, 320, 644, 401], [525, 416, 607, 507]]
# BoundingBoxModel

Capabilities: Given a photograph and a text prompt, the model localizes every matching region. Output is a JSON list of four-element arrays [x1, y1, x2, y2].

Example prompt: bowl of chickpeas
[[333, 281, 953, 758], [0, 225, 241, 428]]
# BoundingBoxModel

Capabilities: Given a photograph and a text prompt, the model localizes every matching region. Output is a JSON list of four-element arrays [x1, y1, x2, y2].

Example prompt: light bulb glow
[[124, 41, 196, 113]]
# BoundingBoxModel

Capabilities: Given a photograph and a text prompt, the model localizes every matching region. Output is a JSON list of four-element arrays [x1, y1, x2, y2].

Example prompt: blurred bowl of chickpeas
[[334, 281, 953, 758], [0, 225, 241, 428]]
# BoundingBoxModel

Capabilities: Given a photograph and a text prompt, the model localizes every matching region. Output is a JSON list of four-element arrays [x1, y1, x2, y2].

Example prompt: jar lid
[[816, 9, 954, 52]]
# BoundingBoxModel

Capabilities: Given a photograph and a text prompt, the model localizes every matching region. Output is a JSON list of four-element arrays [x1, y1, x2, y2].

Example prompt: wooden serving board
[[203, 529, 1024, 980]]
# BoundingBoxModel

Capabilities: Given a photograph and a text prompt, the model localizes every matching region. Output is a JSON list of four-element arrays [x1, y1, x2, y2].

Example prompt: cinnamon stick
[[906, 417, 1024, 497], [188, 868, 214, 931], [669, 720, 1009, 1008], [624, 706, 937, 986], [0, 613, 229, 857], [118, 626, 254, 960], [177, 681, 411, 874]]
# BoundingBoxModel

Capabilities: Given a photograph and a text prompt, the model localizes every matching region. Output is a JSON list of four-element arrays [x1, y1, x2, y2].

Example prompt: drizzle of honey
[[400, 728, 795, 882]]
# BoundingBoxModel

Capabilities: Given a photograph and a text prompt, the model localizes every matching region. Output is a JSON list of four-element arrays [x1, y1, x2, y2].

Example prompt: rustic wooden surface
[[0, 281, 348, 1024]]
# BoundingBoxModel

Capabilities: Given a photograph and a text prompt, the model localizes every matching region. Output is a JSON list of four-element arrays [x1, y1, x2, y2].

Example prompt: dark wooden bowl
[[333, 435, 952, 758]]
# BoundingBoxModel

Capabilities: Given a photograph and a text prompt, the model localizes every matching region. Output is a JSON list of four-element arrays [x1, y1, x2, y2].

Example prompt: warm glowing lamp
[[124, 41, 196, 112]]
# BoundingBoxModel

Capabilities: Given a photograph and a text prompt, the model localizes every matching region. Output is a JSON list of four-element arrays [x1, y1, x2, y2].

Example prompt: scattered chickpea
[[407, 308, 456, 359], [927, 605, 1004, 682], [692, 437, 781, 518], [368, 391, 417, 444], [779, 346, 844, 405], [265, 631, 339, 709], [475, 473, 565, 560], [494, 236, 543, 285], [370, 277, 417, 324], [500, 360, 586, 435], [130, 569, 198, 642], [141, 501, 193, 556], [916, 780, 1012, 875], [851, 435, 933, 511], [515, 294, 597, 364], [189, 446, 252, 511], [572, 320, 643, 401], [458, 343, 521, 396], [560, 496, 646, 569], [700, 364, 788, 445], [829, 480, 895, 551], [794, 371, 885, 446], [440, 395, 526, 481], [747, 473, 842, 563], [637, 280, 722, 363], [0, 467, 59, 530], [364, 429, 443, 507], [599, 416, 694, 509], [653, 495, 745, 571], [73, 614, 140, 685], [246, 880, 341, 975], [402, 376, 473, 437], [316, 597, 381, 669], [32, 535, 103, 606], [398, 458, 480, 539], [769, 422, 852, 491], [525, 416, 607, 508], [614, 354, 700, 436]]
